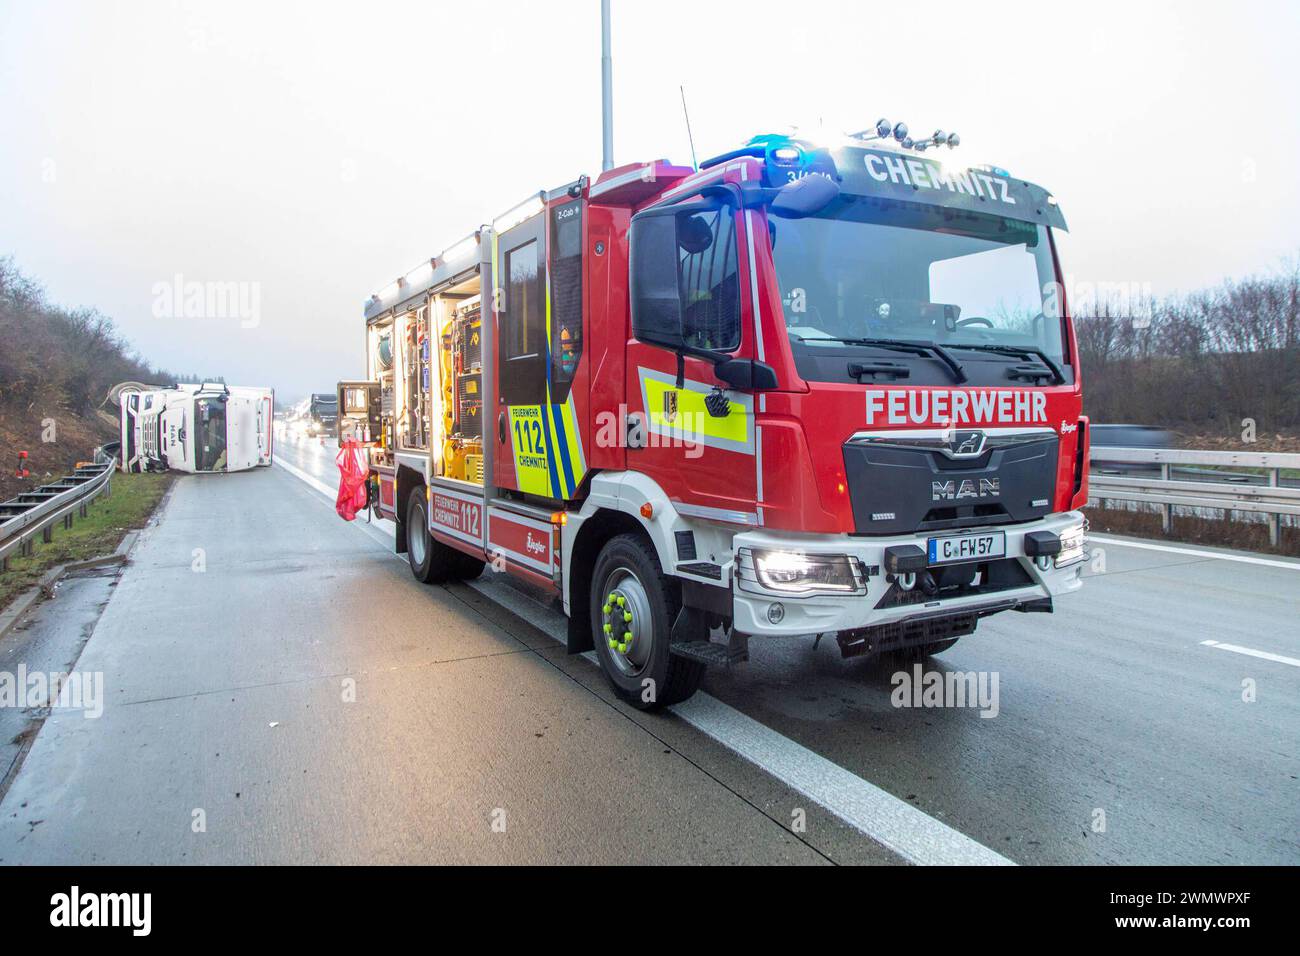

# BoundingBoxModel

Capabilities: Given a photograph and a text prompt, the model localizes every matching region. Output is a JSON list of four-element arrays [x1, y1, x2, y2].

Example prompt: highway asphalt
[[0, 431, 1296, 864]]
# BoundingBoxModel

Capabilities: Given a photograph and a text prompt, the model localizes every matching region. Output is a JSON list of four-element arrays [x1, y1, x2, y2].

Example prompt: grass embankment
[[0, 471, 174, 612]]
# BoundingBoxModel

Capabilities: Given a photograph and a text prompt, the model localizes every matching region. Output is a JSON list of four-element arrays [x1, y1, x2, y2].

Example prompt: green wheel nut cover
[[623, 611, 632, 622]]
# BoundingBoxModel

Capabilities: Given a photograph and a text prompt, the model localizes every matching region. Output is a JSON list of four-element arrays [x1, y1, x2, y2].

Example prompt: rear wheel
[[406, 493, 445, 583], [916, 637, 960, 656], [887, 636, 961, 662], [590, 534, 704, 710], [406, 491, 486, 583]]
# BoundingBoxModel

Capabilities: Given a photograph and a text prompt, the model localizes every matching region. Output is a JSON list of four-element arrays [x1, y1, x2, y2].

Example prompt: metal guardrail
[[0, 447, 118, 568], [1089, 446, 1300, 546]]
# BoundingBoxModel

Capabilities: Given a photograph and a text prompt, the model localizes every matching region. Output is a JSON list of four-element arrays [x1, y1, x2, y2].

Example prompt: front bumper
[[730, 511, 1086, 637]]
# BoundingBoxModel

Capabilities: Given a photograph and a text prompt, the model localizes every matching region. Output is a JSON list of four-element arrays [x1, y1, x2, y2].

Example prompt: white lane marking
[[1088, 534, 1300, 571], [274, 455, 335, 497], [274, 449, 1014, 866], [1200, 640, 1300, 668], [670, 696, 1013, 865]]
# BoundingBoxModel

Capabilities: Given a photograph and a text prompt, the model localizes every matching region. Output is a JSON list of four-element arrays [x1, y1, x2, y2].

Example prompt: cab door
[[625, 199, 760, 524], [491, 198, 588, 503]]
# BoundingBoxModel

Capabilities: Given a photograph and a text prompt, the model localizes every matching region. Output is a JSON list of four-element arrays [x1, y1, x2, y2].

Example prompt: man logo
[[663, 390, 678, 424], [949, 430, 986, 457], [932, 477, 1000, 501]]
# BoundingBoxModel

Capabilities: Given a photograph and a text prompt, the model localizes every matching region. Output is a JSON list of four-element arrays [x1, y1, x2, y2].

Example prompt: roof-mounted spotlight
[[848, 118, 895, 142], [902, 137, 914, 149], [946, 132, 960, 148], [892, 121, 909, 143]]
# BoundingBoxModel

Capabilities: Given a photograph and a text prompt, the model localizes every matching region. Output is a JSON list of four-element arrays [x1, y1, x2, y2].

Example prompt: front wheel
[[590, 534, 704, 710]]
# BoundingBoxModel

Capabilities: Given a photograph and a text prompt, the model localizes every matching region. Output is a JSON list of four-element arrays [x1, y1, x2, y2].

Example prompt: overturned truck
[[117, 382, 274, 474]]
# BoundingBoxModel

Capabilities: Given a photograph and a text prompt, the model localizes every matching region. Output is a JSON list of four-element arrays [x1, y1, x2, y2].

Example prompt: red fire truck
[[338, 125, 1089, 709]]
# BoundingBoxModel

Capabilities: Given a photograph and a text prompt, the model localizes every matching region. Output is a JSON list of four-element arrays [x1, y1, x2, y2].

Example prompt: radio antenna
[[680, 85, 698, 171]]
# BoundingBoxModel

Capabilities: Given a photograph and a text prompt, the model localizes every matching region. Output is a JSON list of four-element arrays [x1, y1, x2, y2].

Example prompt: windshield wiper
[[946, 343, 1065, 385], [793, 336, 968, 383]]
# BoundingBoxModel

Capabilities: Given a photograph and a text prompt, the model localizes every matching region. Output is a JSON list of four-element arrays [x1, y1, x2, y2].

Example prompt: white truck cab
[[119, 382, 274, 474]]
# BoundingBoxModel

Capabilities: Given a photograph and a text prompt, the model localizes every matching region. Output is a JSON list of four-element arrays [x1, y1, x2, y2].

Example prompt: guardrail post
[[79, 502, 87, 518], [1268, 468, 1281, 548], [1159, 463, 1172, 534], [42, 525, 53, 544], [21, 538, 33, 557]]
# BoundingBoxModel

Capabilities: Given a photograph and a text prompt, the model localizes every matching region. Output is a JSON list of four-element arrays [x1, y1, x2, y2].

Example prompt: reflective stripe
[[637, 367, 754, 455], [676, 502, 761, 526]]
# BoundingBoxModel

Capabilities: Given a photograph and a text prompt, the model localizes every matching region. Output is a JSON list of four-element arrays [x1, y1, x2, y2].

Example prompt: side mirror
[[629, 212, 686, 351], [715, 358, 778, 391], [769, 173, 839, 219]]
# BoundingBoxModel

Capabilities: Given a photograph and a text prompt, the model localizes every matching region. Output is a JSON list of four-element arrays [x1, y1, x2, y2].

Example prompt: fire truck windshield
[[194, 398, 228, 472], [771, 196, 1066, 381]]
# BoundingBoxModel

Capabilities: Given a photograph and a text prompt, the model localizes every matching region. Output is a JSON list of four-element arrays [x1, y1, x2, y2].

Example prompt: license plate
[[927, 531, 1005, 565]]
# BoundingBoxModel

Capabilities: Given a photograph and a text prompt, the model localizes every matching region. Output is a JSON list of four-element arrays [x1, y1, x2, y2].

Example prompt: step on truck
[[338, 122, 1089, 709], [120, 382, 274, 474]]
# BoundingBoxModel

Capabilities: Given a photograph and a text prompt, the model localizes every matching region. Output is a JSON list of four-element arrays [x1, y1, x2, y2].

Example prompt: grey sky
[[2, 0, 1297, 401]]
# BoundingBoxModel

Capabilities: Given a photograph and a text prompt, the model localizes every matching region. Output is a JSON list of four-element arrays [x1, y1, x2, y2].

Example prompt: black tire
[[590, 533, 705, 710], [406, 491, 486, 584], [450, 549, 486, 580], [889, 637, 961, 661], [917, 637, 960, 656], [406, 492, 447, 584]]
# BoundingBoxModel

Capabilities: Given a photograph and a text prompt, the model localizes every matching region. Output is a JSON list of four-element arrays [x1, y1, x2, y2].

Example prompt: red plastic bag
[[335, 440, 369, 521]]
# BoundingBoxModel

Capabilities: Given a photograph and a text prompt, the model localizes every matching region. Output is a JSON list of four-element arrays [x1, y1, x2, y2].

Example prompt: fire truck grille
[[843, 432, 1059, 535]]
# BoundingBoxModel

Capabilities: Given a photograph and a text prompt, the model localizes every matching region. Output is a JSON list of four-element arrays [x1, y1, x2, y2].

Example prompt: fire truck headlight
[[740, 548, 865, 596], [1055, 524, 1086, 568]]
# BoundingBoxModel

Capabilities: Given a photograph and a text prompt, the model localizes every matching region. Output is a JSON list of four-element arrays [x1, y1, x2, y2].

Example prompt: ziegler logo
[[932, 477, 1000, 501], [524, 532, 548, 557]]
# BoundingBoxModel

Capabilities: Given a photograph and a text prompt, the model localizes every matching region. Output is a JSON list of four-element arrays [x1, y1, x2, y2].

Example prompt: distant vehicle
[[1089, 425, 1174, 449], [119, 382, 274, 474], [282, 394, 337, 438], [1090, 424, 1174, 475], [305, 393, 338, 436]]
